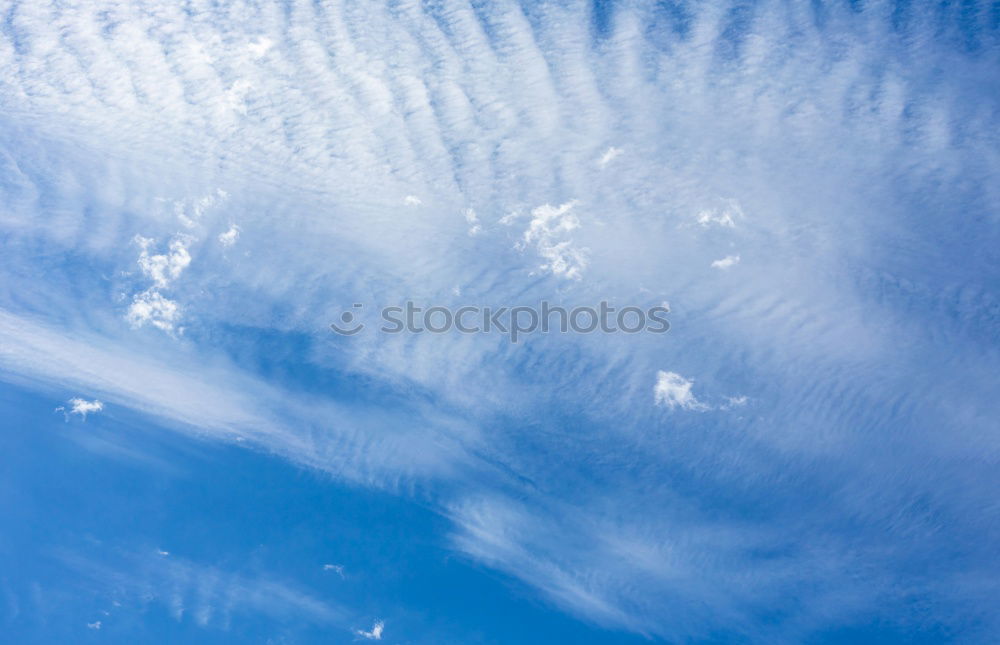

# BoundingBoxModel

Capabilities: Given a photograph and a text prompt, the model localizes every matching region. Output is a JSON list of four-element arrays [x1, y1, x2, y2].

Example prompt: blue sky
[[1, 0, 999, 642]]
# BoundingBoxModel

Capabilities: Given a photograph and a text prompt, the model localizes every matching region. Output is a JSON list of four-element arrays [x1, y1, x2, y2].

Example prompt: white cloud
[[135, 236, 192, 288], [128, 234, 195, 332], [597, 146, 623, 167], [223, 79, 254, 117], [498, 211, 521, 226], [696, 199, 743, 228], [86, 621, 101, 630], [322, 564, 344, 577], [356, 620, 384, 640], [174, 191, 227, 228], [56, 397, 104, 421], [218, 224, 241, 247], [247, 37, 274, 60], [710, 255, 740, 270], [403, 195, 422, 206], [127, 290, 181, 333], [522, 201, 588, 280], [724, 395, 748, 408], [464, 208, 481, 236], [0, 309, 468, 488], [653, 371, 707, 411]]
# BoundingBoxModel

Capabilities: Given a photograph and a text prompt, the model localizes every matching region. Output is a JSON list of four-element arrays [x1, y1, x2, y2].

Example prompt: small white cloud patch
[[711, 254, 740, 269], [136, 235, 192, 288], [127, 234, 194, 333], [174, 190, 227, 228], [56, 398, 104, 421], [597, 146, 623, 167], [403, 195, 422, 206], [696, 198, 743, 228], [356, 620, 384, 640], [322, 563, 344, 577], [521, 200, 588, 280], [223, 80, 254, 117], [87, 621, 101, 630], [654, 371, 707, 411], [464, 208, 481, 236], [247, 36, 274, 59], [723, 395, 749, 409], [127, 290, 181, 332], [218, 224, 241, 247], [498, 211, 521, 226]]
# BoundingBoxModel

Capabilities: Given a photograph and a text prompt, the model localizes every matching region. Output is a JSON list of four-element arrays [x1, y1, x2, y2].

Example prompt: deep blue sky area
[[0, 383, 653, 644], [1, 1, 998, 643]]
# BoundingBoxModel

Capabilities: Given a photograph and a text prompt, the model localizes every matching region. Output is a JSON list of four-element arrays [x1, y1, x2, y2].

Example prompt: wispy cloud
[[126, 290, 182, 333], [464, 208, 481, 236], [218, 225, 240, 247], [0, 309, 472, 489], [696, 199, 743, 228], [135, 236, 192, 288], [0, 0, 997, 641], [520, 201, 588, 280], [710, 255, 740, 270], [355, 619, 384, 640], [61, 550, 343, 631], [653, 371, 707, 411], [597, 147, 623, 168], [126, 235, 194, 333], [55, 397, 104, 421]]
